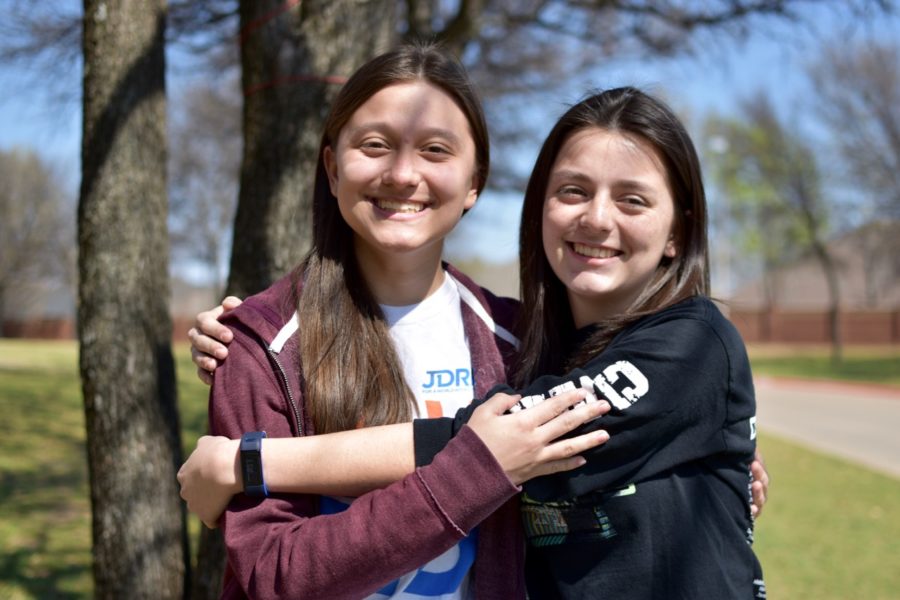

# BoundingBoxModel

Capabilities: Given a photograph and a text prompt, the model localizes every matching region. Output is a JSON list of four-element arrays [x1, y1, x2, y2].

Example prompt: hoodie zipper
[[268, 347, 304, 437]]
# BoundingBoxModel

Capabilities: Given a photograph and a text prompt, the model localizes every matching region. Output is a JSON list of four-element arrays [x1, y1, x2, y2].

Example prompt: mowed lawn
[[747, 343, 900, 387], [1, 339, 899, 598]]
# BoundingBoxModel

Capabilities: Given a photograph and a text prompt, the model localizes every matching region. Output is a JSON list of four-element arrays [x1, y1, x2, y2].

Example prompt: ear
[[323, 146, 339, 196], [463, 175, 480, 211], [664, 234, 678, 258]]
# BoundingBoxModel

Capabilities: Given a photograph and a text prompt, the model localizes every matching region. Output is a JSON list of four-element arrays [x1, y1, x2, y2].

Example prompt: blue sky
[[1, 4, 897, 286]]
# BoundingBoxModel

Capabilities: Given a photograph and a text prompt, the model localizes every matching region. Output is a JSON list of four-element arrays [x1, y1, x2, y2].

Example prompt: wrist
[[225, 439, 242, 494]]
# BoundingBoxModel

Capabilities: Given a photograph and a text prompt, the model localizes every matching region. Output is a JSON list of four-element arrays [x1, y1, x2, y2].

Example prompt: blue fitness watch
[[240, 431, 269, 497]]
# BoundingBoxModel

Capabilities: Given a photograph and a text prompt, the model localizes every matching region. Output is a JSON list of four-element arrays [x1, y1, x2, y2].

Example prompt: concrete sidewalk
[[754, 376, 900, 479]]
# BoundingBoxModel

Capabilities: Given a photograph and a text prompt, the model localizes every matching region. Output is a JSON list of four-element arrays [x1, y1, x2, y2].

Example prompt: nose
[[580, 195, 614, 232], [383, 150, 421, 188]]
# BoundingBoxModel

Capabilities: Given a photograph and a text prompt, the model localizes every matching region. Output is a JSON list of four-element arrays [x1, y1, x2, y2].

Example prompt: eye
[[557, 185, 588, 198], [423, 143, 452, 157], [620, 195, 647, 207], [360, 138, 390, 152]]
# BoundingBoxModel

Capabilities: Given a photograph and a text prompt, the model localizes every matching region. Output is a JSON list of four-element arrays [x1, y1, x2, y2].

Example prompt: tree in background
[[169, 80, 242, 295], [703, 118, 799, 341], [79, 1, 187, 597], [0, 149, 73, 336], [705, 94, 843, 360], [808, 39, 900, 307], [809, 39, 900, 219]]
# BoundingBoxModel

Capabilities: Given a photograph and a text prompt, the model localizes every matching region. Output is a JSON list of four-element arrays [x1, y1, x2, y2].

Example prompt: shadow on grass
[[0, 527, 89, 599], [0, 549, 86, 600], [1, 365, 92, 597]]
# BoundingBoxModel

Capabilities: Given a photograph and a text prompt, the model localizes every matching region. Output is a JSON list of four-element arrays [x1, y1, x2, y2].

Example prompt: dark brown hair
[[512, 87, 709, 386], [298, 43, 489, 434]]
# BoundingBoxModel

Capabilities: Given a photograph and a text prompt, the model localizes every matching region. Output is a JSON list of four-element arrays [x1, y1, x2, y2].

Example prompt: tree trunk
[[225, 0, 395, 297], [79, 1, 187, 598], [812, 240, 843, 363], [193, 2, 395, 597]]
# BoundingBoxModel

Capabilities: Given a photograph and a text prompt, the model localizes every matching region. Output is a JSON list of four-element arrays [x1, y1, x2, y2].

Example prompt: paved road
[[755, 377, 900, 479]]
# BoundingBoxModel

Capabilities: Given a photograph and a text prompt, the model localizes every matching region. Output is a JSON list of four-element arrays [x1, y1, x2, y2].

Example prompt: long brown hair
[[512, 87, 709, 387], [298, 44, 490, 434]]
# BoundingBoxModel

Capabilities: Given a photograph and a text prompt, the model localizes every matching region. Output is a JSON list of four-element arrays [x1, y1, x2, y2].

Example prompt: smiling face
[[542, 127, 678, 327], [323, 81, 479, 269]]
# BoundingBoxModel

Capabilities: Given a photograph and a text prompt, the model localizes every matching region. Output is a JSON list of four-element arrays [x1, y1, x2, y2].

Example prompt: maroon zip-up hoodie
[[209, 264, 526, 599]]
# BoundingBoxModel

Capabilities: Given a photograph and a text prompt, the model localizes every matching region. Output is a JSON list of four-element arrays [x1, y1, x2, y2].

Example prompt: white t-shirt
[[382, 273, 475, 420], [321, 273, 477, 599]]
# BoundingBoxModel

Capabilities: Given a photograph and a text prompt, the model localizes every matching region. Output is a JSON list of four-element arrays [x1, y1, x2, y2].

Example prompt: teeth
[[573, 243, 617, 259], [375, 199, 425, 213]]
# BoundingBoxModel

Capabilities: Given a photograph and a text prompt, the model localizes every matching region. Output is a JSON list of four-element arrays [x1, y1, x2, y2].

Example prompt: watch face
[[241, 452, 264, 486]]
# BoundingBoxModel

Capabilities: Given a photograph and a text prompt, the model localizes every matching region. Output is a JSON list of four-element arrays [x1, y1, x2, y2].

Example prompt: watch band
[[240, 431, 269, 497]]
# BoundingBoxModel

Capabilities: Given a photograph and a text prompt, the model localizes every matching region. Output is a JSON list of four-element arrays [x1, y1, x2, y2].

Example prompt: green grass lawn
[[1, 339, 899, 598], [0, 339, 208, 599], [748, 344, 900, 387]]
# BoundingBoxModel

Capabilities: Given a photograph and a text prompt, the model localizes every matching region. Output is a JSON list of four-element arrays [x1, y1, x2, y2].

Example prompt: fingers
[[197, 367, 213, 385], [221, 296, 243, 311], [480, 392, 523, 416], [195, 367, 213, 386], [515, 428, 610, 480], [191, 343, 220, 373], [750, 457, 769, 518], [518, 388, 609, 440], [519, 388, 589, 425], [547, 428, 609, 461], [189, 324, 230, 360], [750, 480, 765, 518], [527, 456, 587, 479], [177, 436, 237, 528], [539, 397, 610, 442]]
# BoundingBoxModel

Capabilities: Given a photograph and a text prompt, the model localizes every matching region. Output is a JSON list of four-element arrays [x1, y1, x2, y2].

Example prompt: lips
[[572, 242, 620, 259]]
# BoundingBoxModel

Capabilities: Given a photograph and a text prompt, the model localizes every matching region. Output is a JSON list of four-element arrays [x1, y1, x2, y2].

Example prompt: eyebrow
[[549, 169, 592, 184], [550, 169, 658, 193], [345, 122, 464, 147]]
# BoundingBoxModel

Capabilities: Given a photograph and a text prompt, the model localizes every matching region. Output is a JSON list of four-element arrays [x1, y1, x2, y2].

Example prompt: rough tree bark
[[79, 1, 187, 598], [192, 2, 395, 598]]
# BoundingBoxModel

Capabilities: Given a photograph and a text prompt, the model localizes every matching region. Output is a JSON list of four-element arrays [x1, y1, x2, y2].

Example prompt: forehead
[[342, 81, 473, 142], [552, 127, 668, 182]]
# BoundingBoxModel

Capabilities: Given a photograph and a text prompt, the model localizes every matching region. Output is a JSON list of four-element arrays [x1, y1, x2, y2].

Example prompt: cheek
[[430, 165, 477, 201], [541, 203, 567, 258]]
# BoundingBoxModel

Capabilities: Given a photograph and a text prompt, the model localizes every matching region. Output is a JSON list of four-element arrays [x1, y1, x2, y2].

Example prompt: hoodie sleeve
[[519, 303, 757, 501], [209, 324, 520, 599], [413, 383, 513, 467]]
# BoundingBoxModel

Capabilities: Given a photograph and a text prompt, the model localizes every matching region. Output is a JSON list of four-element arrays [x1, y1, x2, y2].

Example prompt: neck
[[568, 294, 623, 329], [355, 243, 446, 306]]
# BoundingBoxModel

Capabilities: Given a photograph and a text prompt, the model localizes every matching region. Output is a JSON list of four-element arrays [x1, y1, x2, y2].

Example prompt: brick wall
[[1, 319, 76, 339], [729, 310, 900, 344]]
